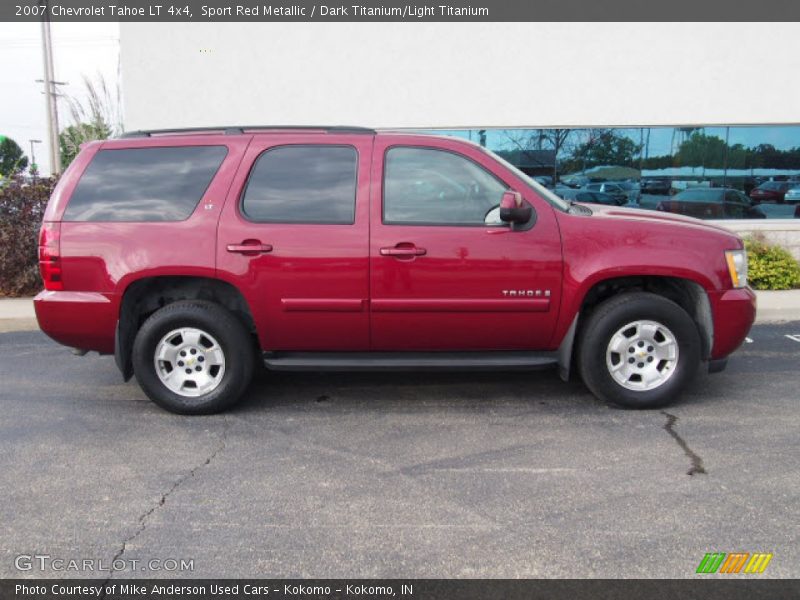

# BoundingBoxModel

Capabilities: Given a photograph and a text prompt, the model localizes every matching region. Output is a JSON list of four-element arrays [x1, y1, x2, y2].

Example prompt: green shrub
[[744, 236, 800, 291], [0, 177, 55, 296]]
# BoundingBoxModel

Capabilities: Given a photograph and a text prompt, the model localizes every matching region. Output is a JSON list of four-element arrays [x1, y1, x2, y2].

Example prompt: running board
[[262, 351, 559, 372]]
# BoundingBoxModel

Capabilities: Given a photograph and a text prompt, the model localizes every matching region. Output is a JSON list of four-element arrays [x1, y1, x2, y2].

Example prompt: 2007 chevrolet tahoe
[[35, 126, 755, 414]]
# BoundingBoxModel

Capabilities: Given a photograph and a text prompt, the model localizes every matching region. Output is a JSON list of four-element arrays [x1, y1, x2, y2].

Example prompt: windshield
[[480, 147, 571, 212]]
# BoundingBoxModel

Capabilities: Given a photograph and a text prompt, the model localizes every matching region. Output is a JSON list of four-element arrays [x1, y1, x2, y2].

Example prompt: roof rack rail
[[119, 126, 376, 138]]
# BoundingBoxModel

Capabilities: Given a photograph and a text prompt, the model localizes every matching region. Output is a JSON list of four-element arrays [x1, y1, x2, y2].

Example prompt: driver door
[[369, 136, 563, 351]]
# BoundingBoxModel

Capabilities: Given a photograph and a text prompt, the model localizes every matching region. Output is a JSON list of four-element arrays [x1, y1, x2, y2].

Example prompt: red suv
[[35, 127, 755, 414]]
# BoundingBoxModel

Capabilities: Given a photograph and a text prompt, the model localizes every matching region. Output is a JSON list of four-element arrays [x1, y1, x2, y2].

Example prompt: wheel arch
[[115, 275, 257, 381], [557, 274, 713, 381]]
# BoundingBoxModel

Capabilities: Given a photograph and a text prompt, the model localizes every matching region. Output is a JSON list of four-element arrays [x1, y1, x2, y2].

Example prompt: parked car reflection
[[655, 188, 765, 219], [640, 177, 671, 195], [784, 184, 800, 203], [557, 188, 625, 206], [749, 181, 795, 204], [581, 181, 640, 204]]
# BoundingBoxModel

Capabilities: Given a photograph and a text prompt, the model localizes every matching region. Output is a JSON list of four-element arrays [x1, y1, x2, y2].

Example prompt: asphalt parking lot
[[1, 322, 798, 579]]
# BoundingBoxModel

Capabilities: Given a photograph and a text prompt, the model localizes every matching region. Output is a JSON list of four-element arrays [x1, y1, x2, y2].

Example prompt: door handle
[[226, 241, 273, 255], [380, 244, 427, 258]]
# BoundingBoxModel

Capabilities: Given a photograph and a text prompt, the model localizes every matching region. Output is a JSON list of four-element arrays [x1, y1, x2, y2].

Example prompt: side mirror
[[500, 190, 532, 225]]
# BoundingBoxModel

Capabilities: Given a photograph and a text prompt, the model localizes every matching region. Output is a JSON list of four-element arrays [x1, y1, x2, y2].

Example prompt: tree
[[674, 132, 727, 169], [59, 74, 123, 169], [502, 128, 573, 183], [565, 129, 642, 173], [60, 122, 111, 168], [0, 136, 29, 177]]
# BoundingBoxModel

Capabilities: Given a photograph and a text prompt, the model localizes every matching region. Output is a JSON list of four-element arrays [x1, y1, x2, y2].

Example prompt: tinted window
[[383, 147, 507, 225], [242, 145, 357, 224], [65, 146, 227, 221]]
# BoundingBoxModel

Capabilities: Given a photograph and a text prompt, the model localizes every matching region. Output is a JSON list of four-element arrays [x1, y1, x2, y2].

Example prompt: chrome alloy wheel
[[154, 327, 226, 397], [605, 320, 679, 391]]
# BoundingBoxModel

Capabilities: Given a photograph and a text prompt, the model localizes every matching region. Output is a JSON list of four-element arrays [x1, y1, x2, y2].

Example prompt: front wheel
[[578, 292, 701, 409], [132, 300, 255, 415]]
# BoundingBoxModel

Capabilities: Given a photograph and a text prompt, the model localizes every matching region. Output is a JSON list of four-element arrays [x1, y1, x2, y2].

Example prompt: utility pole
[[639, 128, 644, 172], [40, 0, 61, 175]]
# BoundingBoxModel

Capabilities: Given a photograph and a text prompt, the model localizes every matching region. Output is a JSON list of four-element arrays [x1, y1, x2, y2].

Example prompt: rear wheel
[[578, 292, 701, 409], [132, 300, 254, 414]]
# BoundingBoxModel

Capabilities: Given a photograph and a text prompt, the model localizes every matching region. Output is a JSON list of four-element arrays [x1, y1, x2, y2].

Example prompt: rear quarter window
[[63, 146, 228, 222]]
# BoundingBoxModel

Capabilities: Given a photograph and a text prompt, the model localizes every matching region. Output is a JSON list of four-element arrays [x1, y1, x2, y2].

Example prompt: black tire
[[577, 292, 701, 409], [132, 300, 255, 415]]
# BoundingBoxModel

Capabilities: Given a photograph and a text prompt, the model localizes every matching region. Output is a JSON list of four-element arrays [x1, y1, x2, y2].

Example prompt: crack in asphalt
[[99, 417, 229, 594], [661, 411, 706, 476]]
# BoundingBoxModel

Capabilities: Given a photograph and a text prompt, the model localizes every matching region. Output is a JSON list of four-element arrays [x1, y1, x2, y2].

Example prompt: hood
[[576, 203, 740, 238]]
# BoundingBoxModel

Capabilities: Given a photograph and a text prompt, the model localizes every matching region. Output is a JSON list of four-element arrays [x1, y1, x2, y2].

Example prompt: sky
[[0, 22, 119, 175], [0, 22, 798, 176]]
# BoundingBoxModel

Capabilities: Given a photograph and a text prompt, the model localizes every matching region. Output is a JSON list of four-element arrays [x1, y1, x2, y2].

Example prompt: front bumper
[[34, 290, 117, 354], [708, 287, 757, 360]]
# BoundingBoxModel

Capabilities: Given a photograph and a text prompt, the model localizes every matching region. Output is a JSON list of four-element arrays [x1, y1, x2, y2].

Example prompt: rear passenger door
[[216, 134, 372, 351]]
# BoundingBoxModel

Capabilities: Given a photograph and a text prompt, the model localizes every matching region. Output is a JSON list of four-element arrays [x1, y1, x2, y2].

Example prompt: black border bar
[[5, 0, 800, 22], [3, 579, 800, 600]]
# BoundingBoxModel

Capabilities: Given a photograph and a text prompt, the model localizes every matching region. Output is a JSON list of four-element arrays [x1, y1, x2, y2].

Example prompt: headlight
[[725, 249, 748, 288]]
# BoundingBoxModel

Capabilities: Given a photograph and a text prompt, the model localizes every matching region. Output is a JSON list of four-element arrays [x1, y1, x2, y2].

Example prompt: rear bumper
[[709, 287, 757, 360], [34, 290, 117, 354]]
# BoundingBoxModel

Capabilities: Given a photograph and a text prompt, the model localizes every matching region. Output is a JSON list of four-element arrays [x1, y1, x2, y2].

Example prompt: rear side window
[[241, 145, 357, 224], [64, 146, 227, 222]]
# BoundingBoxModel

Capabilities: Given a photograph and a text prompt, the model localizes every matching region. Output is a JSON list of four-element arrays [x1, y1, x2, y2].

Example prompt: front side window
[[64, 146, 227, 222], [383, 147, 507, 225], [241, 145, 357, 224]]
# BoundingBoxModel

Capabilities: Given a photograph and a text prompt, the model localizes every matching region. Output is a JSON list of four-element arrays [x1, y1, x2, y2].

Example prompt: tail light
[[38, 222, 63, 291]]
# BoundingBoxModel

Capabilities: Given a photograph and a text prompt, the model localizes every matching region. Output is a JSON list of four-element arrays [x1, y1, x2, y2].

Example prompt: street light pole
[[40, 0, 61, 176], [29, 139, 42, 178], [722, 126, 730, 188]]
